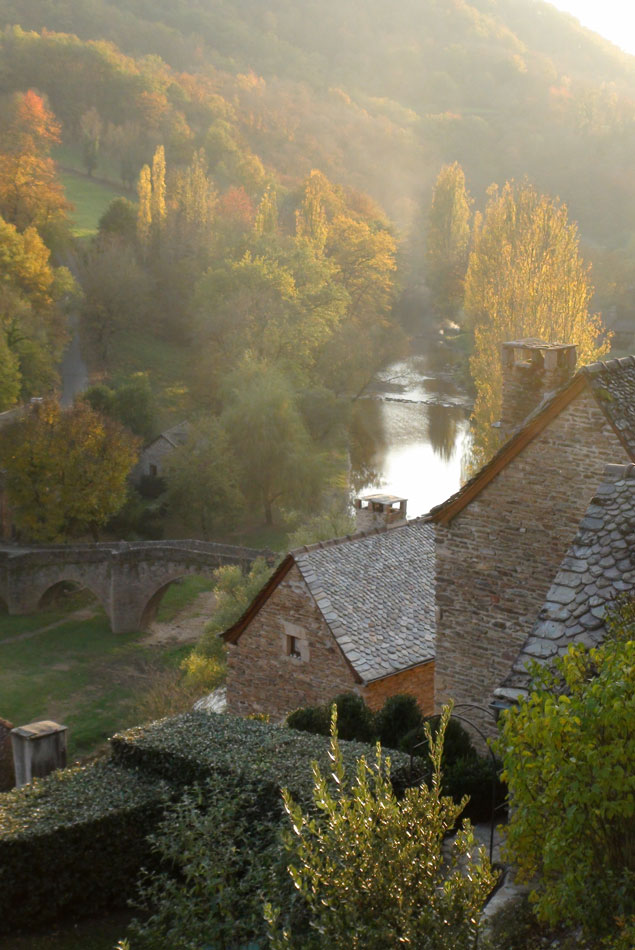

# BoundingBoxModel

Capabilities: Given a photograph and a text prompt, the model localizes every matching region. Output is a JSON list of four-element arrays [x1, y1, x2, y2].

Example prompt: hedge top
[[111, 711, 410, 798], [0, 759, 170, 839]]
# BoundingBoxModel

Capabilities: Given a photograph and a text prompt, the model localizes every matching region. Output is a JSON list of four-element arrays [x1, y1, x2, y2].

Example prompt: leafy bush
[[286, 703, 330, 736], [266, 706, 498, 949], [401, 715, 477, 762], [330, 692, 376, 742], [118, 714, 410, 949], [0, 760, 170, 934], [128, 775, 291, 950], [376, 693, 422, 749], [494, 617, 635, 939]]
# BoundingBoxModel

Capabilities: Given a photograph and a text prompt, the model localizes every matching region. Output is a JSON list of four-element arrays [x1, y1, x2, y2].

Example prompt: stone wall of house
[[226, 564, 360, 718], [363, 661, 435, 715], [435, 387, 629, 739], [0, 718, 14, 791]]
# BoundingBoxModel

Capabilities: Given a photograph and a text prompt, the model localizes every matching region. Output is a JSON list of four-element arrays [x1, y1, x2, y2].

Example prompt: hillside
[[1, 0, 635, 246]]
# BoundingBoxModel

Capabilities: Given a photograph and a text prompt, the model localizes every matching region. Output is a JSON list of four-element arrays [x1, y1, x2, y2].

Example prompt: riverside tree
[[426, 161, 472, 322], [465, 180, 610, 467], [1, 399, 139, 541]]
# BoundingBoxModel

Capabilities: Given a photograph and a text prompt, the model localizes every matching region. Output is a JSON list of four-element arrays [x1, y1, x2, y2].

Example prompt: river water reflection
[[350, 350, 472, 518]]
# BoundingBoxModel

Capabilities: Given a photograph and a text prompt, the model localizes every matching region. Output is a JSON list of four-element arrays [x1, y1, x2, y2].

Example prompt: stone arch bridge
[[0, 541, 273, 633]]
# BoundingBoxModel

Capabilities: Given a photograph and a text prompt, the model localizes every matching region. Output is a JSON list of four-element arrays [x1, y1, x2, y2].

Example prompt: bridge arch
[[137, 569, 216, 631], [35, 577, 109, 618]]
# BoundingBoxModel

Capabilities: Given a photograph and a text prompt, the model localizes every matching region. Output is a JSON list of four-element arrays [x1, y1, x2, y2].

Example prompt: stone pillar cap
[[11, 720, 67, 740]]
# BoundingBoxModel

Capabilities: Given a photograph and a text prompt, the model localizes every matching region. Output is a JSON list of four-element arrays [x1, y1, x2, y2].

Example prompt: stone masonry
[[433, 386, 630, 739], [226, 563, 359, 718], [0, 540, 269, 633]]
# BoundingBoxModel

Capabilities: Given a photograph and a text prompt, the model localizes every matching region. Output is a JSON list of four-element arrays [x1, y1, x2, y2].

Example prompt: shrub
[[376, 693, 422, 750], [330, 692, 376, 742], [118, 714, 410, 949], [128, 775, 291, 950], [287, 692, 377, 743], [286, 703, 330, 736], [494, 617, 635, 939], [0, 760, 170, 934], [266, 705, 498, 949]]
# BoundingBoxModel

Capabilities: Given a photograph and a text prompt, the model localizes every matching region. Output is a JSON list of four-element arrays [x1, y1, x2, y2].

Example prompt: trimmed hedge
[[111, 711, 410, 803], [0, 759, 170, 934]]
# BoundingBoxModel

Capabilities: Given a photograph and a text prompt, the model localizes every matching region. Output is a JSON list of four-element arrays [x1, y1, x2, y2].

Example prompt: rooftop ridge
[[290, 514, 429, 558]]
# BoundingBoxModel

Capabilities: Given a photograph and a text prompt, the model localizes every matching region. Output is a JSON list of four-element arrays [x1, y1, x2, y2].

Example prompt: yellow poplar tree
[[295, 170, 329, 252], [465, 180, 610, 468], [137, 163, 152, 248], [427, 162, 472, 321], [150, 144, 166, 235], [253, 185, 278, 237]]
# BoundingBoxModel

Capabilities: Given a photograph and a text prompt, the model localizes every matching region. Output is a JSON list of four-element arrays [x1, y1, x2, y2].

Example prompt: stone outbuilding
[[223, 516, 436, 719], [430, 346, 635, 737], [133, 421, 191, 484], [495, 461, 635, 705]]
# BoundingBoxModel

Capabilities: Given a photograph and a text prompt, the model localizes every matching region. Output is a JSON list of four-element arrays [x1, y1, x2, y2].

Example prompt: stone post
[[11, 720, 68, 788]]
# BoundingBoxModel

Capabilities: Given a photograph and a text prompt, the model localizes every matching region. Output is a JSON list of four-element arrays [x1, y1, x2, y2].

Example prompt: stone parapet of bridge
[[0, 541, 274, 633]]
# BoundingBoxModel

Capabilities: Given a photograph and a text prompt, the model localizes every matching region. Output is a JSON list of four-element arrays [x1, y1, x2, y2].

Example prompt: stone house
[[429, 343, 635, 736], [223, 340, 635, 728], [223, 511, 436, 719], [133, 421, 191, 484], [495, 461, 635, 705]]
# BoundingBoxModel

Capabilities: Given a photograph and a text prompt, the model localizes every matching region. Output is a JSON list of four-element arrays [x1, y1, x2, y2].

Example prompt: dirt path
[[141, 590, 217, 647]]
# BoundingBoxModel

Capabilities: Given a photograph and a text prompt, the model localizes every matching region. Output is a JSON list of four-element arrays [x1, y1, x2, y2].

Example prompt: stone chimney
[[354, 494, 407, 531], [500, 339, 577, 438]]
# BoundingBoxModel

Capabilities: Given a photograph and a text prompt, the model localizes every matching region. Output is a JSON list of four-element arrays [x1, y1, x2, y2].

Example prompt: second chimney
[[354, 494, 407, 531], [500, 339, 577, 438]]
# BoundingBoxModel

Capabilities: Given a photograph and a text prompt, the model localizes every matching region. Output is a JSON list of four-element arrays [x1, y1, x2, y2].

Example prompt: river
[[350, 349, 472, 518]]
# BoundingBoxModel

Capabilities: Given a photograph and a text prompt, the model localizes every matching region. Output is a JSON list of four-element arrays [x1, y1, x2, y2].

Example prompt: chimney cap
[[502, 339, 577, 352], [356, 493, 407, 507]]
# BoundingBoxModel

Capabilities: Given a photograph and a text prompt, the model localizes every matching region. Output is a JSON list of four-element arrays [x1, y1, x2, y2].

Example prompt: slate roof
[[495, 463, 635, 704], [156, 421, 191, 449], [429, 354, 635, 525], [223, 519, 436, 684], [293, 520, 436, 682], [584, 355, 635, 459]]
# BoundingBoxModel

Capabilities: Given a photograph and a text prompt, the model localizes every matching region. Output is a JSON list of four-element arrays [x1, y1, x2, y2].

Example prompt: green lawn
[[0, 577, 214, 759], [59, 169, 128, 238]]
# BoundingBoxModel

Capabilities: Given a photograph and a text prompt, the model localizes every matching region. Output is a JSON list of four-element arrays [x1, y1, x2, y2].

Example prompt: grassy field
[[0, 576, 214, 759], [59, 168, 128, 238]]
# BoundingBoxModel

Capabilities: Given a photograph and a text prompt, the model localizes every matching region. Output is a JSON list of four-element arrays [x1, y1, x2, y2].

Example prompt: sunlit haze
[[549, 1, 635, 56]]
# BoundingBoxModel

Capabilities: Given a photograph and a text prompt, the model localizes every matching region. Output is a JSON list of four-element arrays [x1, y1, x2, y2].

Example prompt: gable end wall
[[225, 563, 359, 718], [435, 388, 629, 737]]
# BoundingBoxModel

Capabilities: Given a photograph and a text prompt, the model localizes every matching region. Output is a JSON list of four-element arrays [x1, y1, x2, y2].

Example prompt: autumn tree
[[1, 399, 139, 541], [465, 180, 610, 467], [253, 185, 278, 237], [0, 90, 70, 237], [426, 162, 471, 321], [0, 213, 75, 409]]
